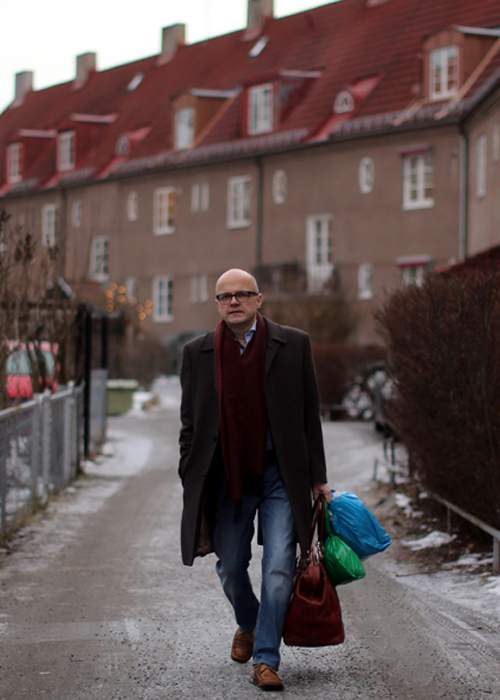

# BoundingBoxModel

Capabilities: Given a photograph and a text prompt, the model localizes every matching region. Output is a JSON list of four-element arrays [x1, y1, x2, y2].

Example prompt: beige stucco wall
[[467, 88, 500, 255]]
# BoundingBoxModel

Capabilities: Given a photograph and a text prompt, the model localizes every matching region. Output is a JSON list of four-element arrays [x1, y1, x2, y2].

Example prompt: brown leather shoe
[[252, 663, 284, 691], [231, 627, 254, 663]]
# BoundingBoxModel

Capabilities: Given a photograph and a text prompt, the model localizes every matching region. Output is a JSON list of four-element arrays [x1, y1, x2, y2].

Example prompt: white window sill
[[153, 314, 173, 323], [7, 176, 22, 185], [154, 227, 175, 236], [403, 199, 434, 211], [248, 125, 273, 136], [227, 220, 251, 230], [89, 273, 110, 283], [429, 91, 457, 102], [358, 292, 374, 301]]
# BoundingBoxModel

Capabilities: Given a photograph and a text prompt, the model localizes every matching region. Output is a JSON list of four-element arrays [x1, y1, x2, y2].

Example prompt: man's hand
[[313, 483, 332, 503]]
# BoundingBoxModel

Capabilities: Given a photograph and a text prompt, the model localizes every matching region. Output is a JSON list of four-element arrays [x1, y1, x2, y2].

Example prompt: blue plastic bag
[[328, 491, 391, 560]]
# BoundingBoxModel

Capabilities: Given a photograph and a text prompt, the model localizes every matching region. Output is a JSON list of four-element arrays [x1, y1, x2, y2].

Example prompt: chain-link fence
[[0, 384, 83, 537]]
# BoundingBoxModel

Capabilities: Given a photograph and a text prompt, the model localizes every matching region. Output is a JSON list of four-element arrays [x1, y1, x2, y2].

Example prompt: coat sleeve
[[178, 343, 193, 480], [303, 334, 328, 486]]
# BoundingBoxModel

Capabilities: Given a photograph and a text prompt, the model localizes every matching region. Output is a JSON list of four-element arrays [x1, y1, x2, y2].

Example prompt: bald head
[[214, 268, 263, 333], [215, 268, 259, 295]]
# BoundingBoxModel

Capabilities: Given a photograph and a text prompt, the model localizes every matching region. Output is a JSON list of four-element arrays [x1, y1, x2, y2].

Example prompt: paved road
[[0, 401, 499, 699]]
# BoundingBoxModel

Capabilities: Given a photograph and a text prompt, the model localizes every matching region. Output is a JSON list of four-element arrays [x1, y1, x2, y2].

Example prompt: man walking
[[178, 268, 330, 691]]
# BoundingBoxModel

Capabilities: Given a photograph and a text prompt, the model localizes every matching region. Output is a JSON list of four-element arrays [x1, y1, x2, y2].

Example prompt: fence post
[[31, 396, 42, 506], [63, 392, 73, 483], [0, 427, 6, 535], [41, 394, 52, 495], [494, 539, 500, 574]]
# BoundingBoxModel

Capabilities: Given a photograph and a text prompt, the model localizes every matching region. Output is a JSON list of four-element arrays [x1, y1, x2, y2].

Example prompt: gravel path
[[0, 402, 499, 699]]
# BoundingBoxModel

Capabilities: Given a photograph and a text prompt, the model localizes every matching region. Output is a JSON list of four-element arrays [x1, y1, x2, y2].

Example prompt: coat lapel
[[265, 319, 286, 374], [200, 331, 216, 394]]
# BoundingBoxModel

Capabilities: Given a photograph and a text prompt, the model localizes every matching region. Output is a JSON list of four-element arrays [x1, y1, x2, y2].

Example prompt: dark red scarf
[[215, 313, 268, 503]]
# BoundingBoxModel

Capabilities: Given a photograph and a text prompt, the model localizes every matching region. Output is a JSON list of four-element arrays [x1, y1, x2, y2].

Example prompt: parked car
[[341, 362, 394, 431], [5, 340, 59, 400]]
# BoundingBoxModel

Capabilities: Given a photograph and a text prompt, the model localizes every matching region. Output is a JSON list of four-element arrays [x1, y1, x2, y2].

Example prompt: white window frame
[[227, 176, 251, 229], [476, 135, 487, 199], [248, 83, 274, 135], [153, 275, 173, 322], [57, 130, 75, 172], [359, 157, 374, 194], [72, 200, 82, 227], [125, 276, 137, 302], [272, 170, 287, 205], [429, 46, 459, 101], [191, 183, 210, 212], [190, 274, 209, 303], [153, 187, 175, 235], [402, 153, 434, 210], [358, 263, 374, 300], [127, 191, 139, 221], [306, 215, 333, 293], [89, 236, 110, 282], [174, 107, 195, 150], [401, 265, 426, 288], [41, 204, 57, 247], [6, 142, 22, 184]]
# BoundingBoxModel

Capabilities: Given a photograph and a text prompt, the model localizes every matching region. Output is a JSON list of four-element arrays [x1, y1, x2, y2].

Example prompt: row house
[[1, 0, 500, 351]]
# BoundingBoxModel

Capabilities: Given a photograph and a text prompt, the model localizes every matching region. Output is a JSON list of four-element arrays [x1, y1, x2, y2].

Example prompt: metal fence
[[0, 384, 84, 537]]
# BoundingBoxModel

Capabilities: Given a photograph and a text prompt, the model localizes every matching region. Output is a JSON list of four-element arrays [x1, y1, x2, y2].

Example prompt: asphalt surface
[[0, 402, 499, 700]]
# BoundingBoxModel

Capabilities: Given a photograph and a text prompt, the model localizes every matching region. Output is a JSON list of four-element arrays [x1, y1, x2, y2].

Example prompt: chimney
[[158, 24, 186, 65], [245, 0, 273, 39], [74, 52, 97, 89], [13, 71, 33, 106]]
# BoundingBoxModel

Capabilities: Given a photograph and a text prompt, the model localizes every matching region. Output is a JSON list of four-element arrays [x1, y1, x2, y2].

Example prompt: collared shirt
[[240, 318, 257, 354]]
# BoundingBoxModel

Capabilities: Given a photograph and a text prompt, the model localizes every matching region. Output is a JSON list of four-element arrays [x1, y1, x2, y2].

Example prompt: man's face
[[215, 271, 263, 330]]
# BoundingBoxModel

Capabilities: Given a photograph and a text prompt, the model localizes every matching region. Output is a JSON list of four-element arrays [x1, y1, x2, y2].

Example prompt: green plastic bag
[[323, 500, 366, 586]]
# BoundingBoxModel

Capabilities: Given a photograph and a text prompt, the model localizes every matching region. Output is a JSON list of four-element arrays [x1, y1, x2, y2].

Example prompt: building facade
[[1, 0, 499, 351]]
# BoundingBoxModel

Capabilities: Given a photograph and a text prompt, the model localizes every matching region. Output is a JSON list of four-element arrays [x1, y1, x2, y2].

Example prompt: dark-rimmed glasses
[[215, 290, 259, 305]]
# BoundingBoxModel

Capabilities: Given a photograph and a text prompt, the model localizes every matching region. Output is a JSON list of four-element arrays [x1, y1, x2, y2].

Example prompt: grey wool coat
[[178, 318, 327, 566]]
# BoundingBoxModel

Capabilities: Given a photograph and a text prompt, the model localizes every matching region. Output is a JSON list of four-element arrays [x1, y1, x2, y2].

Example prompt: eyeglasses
[[215, 290, 259, 305]]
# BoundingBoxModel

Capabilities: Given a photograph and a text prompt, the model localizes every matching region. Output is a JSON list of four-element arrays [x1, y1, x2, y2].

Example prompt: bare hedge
[[313, 343, 385, 407], [377, 272, 500, 529]]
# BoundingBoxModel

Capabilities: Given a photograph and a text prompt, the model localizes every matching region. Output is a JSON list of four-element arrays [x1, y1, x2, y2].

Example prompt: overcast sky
[[0, 0, 337, 114]]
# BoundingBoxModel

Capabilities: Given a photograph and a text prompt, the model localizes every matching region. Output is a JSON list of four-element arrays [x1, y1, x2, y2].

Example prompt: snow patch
[[150, 375, 181, 411], [402, 530, 457, 551], [451, 553, 493, 568], [484, 577, 500, 597], [84, 429, 153, 479]]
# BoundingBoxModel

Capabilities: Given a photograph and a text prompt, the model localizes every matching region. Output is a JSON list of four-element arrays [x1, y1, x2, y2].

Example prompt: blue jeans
[[213, 458, 296, 670]]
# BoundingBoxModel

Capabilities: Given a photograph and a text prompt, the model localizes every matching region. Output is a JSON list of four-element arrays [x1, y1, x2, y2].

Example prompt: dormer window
[[429, 46, 459, 100], [115, 135, 130, 156], [174, 107, 195, 149], [334, 91, 354, 114], [57, 130, 75, 172], [248, 83, 274, 135], [6, 142, 22, 184]]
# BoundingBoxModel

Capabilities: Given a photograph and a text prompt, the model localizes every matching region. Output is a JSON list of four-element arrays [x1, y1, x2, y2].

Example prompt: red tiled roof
[[1, 0, 500, 194]]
